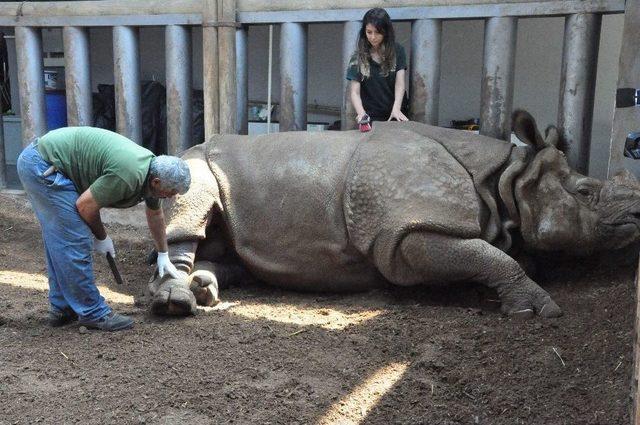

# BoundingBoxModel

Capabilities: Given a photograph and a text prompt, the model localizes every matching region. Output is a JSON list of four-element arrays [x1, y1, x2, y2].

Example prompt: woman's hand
[[356, 112, 369, 123], [387, 108, 409, 122]]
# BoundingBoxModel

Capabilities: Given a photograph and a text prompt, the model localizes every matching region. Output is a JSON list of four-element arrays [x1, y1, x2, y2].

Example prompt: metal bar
[[113, 26, 142, 144], [410, 18, 441, 125], [237, 1, 624, 23], [15, 26, 46, 144], [558, 13, 601, 175], [480, 16, 517, 141], [63, 26, 92, 127], [218, 0, 237, 135], [341, 20, 360, 131], [236, 25, 248, 135], [606, 1, 640, 179], [635, 255, 640, 425], [203, 0, 219, 139], [267, 24, 273, 134], [0, 93, 5, 189], [165, 25, 193, 154], [279, 22, 307, 132]]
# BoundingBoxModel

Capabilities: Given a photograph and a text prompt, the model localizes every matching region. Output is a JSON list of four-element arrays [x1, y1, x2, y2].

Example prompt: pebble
[[79, 326, 88, 334]]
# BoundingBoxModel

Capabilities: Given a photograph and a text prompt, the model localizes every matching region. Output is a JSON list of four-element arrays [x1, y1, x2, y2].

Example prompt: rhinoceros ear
[[512, 110, 545, 149], [544, 126, 560, 149]]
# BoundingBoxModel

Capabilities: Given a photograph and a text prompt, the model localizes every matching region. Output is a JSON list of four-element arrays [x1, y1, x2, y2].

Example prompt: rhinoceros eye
[[577, 187, 591, 197], [574, 181, 600, 206]]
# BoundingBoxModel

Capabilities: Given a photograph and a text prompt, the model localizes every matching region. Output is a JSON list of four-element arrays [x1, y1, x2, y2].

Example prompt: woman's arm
[[388, 69, 409, 121], [349, 80, 368, 122]]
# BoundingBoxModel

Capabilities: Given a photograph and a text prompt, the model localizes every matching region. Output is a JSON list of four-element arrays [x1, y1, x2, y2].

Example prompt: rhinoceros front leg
[[398, 233, 562, 318], [149, 241, 198, 316]]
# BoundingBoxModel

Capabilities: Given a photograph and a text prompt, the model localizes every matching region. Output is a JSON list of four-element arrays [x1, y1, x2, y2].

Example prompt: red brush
[[358, 114, 372, 132]]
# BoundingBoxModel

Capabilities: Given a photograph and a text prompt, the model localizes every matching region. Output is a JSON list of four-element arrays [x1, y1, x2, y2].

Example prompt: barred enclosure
[[0, 0, 626, 186]]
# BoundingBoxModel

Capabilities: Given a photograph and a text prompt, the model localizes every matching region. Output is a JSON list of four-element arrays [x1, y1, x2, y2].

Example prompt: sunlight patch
[[318, 362, 410, 424], [0, 270, 134, 305], [228, 303, 384, 330]]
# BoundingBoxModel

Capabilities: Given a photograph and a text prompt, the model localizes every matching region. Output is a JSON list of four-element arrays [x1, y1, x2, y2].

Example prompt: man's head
[[148, 155, 191, 198]]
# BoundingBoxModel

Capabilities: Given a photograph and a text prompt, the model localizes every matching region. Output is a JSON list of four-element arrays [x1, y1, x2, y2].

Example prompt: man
[[17, 126, 191, 331]]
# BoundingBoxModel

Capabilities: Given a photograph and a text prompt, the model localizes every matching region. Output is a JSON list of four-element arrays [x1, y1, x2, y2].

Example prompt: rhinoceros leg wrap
[[398, 233, 562, 318], [168, 241, 198, 274]]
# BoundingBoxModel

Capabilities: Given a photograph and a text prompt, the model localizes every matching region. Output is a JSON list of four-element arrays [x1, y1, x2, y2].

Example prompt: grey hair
[[148, 155, 191, 195]]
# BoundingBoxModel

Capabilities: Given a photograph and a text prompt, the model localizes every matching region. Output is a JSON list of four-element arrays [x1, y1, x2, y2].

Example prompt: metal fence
[[0, 0, 625, 188]]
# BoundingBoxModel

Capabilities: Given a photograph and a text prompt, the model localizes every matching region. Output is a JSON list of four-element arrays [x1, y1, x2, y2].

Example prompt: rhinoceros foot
[[150, 275, 198, 316], [500, 285, 562, 319], [189, 266, 220, 307]]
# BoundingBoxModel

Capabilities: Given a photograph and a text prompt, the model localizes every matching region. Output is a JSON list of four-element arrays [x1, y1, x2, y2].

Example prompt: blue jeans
[[17, 142, 111, 321]]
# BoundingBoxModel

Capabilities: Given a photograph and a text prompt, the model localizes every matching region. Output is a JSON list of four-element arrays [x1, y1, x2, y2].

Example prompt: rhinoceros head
[[510, 110, 640, 254]]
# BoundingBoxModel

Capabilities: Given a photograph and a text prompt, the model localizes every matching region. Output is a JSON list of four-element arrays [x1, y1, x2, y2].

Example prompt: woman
[[346, 8, 409, 124]]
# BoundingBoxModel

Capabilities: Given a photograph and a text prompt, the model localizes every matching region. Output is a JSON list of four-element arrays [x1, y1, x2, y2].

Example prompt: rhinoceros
[[147, 110, 640, 319]]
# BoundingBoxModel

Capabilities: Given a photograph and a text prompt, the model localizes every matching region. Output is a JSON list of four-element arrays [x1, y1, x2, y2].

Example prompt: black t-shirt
[[346, 43, 408, 121]]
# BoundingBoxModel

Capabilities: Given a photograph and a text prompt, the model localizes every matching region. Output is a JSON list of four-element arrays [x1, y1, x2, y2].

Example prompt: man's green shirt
[[37, 127, 160, 209]]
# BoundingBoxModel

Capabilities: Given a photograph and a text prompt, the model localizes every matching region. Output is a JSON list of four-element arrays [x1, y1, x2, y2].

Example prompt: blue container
[[45, 90, 68, 130]]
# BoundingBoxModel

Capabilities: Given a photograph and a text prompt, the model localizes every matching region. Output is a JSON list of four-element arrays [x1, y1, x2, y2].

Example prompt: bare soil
[[0, 192, 636, 425]]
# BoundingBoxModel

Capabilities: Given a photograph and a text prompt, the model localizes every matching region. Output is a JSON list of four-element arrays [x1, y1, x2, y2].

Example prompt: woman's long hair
[[356, 8, 396, 78]]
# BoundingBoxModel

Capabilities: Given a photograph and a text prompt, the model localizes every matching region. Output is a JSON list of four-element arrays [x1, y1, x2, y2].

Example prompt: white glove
[[157, 251, 180, 279], [94, 235, 115, 257]]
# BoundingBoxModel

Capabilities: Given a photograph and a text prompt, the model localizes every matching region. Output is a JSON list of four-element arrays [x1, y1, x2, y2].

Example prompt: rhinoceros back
[[206, 131, 383, 290]]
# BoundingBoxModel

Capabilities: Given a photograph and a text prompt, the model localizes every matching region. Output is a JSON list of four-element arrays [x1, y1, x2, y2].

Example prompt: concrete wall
[[1, 13, 627, 178]]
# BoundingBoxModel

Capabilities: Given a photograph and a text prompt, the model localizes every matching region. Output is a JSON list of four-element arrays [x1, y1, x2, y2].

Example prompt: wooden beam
[[218, 0, 237, 134], [203, 0, 219, 138], [634, 255, 640, 424], [0, 0, 624, 18]]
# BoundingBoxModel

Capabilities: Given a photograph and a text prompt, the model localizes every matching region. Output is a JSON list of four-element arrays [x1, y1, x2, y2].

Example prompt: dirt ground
[[0, 191, 637, 425]]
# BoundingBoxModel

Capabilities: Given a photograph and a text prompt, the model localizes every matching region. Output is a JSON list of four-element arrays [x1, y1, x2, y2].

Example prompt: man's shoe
[[47, 309, 78, 327], [79, 312, 134, 331]]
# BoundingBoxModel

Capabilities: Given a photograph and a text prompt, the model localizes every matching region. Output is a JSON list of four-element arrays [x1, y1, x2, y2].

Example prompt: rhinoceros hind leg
[[150, 274, 198, 316], [395, 233, 562, 319]]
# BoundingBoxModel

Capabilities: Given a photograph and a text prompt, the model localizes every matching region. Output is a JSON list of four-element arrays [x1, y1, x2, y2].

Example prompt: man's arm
[[145, 205, 169, 252], [76, 188, 107, 240], [146, 205, 181, 279]]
